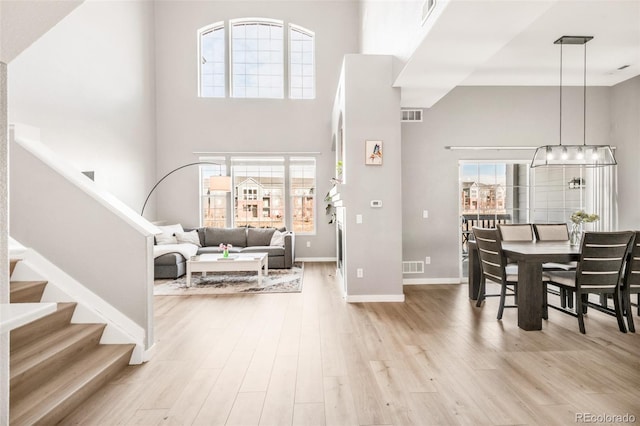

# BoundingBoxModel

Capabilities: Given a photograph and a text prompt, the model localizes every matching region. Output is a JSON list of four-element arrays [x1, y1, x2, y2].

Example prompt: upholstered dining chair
[[622, 231, 640, 332], [533, 223, 570, 241], [544, 231, 634, 334], [472, 227, 519, 320], [533, 223, 578, 308], [498, 223, 534, 242]]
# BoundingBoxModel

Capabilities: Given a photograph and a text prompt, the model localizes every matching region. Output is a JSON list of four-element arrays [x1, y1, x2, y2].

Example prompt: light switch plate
[[356, 214, 363, 224]]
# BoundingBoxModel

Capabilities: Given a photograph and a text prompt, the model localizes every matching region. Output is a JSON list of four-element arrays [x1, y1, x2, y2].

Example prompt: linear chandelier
[[531, 36, 616, 168]]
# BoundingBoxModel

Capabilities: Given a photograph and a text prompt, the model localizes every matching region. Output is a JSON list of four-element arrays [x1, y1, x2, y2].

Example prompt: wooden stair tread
[[11, 323, 106, 378], [10, 280, 48, 303], [10, 343, 135, 426], [10, 302, 77, 351], [10, 259, 20, 276]]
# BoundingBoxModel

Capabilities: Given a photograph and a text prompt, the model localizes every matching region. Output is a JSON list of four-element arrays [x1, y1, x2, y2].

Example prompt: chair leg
[[582, 293, 588, 314], [613, 290, 627, 333], [476, 277, 486, 307], [497, 282, 508, 320], [623, 289, 635, 333], [560, 288, 567, 308], [567, 290, 574, 309], [543, 283, 548, 320], [576, 293, 586, 334], [600, 293, 608, 309]]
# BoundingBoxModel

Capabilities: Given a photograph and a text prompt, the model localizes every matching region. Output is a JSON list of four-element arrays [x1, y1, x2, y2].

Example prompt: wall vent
[[402, 261, 425, 274], [401, 109, 423, 122], [422, 0, 437, 24]]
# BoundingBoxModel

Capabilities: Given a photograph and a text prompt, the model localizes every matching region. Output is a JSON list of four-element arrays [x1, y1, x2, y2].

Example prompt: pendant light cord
[[583, 42, 587, 146], [559, 42, 563, 146]]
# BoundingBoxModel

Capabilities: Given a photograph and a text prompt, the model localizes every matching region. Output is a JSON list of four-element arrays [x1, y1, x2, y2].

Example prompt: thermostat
[[370, 200, 382, 208]]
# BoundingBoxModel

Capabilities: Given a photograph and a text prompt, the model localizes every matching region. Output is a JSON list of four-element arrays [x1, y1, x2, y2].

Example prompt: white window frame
[[197, 22, 226, 98], [229, 17, 284, 99], [288, 24, 315, 100]]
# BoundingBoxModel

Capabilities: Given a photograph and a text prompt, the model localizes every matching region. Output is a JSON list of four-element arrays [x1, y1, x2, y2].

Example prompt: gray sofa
[[154, 227, 295, 279]]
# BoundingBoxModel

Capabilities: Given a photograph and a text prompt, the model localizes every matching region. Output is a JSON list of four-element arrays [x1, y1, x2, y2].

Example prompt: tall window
[[289, 25, 315, 99], [199, 23, 225, 98], [231, 19, 284, 99], [200, 161, 228, 227], [232, 158, 285, 229], [200, 156, 316, 233], [198, 18, 314, 99], [290, 158, 316, 233]]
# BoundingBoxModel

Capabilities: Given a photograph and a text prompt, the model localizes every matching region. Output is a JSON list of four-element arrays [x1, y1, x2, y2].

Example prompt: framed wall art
[[365, 140, 383, 165]]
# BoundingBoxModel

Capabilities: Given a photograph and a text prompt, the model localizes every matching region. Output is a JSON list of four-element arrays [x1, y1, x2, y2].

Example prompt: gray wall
[[7, 0, 157, 211], [401, 86, 611, 280], [611, 75, 640, 231], [153, 1, 359, 259], [337, 54, 403, 298]]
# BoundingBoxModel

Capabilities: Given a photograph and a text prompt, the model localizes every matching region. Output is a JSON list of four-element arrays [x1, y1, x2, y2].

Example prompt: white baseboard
[[403, 278, 462, 285], [295, 257, 337, 262], [345, 294, 405, 303]]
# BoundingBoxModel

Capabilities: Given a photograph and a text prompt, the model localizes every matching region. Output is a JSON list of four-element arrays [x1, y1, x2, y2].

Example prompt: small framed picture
[[365, 140, 383, 165]]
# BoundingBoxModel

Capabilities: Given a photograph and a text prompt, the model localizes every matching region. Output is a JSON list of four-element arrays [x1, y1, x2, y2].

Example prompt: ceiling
[[396, 0, 640, 108]]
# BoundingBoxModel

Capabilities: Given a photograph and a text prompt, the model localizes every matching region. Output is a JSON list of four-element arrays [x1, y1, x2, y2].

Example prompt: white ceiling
[[396, 0, 640, 108]]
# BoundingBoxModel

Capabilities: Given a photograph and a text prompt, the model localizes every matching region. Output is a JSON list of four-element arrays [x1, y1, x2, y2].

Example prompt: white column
[[1, 60, 10, 426]]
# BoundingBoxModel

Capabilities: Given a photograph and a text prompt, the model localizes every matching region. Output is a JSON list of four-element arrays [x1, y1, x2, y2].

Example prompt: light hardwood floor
[[61, 263, 640, 425]]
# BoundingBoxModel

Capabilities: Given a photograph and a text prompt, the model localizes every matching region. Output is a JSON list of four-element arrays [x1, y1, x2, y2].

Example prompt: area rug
[[154, 263, 304, 295]]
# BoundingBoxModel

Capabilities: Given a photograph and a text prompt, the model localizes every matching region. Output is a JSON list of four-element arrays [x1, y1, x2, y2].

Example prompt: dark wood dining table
[[468, 240, 581, 331]]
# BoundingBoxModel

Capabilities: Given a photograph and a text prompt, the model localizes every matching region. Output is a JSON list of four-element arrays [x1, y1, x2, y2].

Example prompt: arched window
[[230, 19, 284, 98], [289, 25, 315, 99], [198, 18, 315, 100], [198, 23, 225, 98]]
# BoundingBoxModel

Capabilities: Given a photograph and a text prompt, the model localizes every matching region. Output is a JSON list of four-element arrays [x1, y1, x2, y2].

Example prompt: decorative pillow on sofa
[[248, 228, 276, 247], [270, 230, 285, 246], [176, 230, 202, 247], [155, 233, 178, 245], [155, 223, 184, 245]]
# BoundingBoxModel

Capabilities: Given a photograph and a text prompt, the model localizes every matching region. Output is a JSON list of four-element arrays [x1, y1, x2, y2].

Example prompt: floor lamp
[[140, 162, 230, 216]]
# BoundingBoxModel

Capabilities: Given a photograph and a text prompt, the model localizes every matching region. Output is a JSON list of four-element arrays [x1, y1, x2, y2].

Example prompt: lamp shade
[[209, 175, 232, 192], [531, 145, 616, 168]]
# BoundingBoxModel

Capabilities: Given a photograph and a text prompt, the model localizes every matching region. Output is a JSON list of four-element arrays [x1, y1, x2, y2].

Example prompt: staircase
[[9, 259, 135, 425]]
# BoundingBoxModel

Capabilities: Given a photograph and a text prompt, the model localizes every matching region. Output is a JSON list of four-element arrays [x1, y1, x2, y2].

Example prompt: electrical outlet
[[356, 268, 363, 278], [356, 214, 363, 224], [306, 241, 311, 248], [423, 210, 429, 219], [425, 256, 431, 265]]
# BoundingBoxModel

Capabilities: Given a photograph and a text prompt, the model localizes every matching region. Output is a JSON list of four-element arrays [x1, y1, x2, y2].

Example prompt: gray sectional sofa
[[154, 227, 295, 279]]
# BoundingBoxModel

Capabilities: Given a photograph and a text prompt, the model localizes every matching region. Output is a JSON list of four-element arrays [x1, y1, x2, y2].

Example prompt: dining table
[[468, 240, 581, 331]]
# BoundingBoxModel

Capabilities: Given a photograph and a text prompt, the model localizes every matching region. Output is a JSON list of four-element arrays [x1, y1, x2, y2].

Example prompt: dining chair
[[533, 222, 578, 308], [533, 223, 570, 241], [472, 227, 519, 320], [544, 231, 634, 334], [498, 223, 534, 242], [622, 231, 640, 332]]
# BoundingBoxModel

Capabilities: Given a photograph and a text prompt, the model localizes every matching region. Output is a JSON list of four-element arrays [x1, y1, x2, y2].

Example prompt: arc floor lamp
[[140, 162, 231, 216]]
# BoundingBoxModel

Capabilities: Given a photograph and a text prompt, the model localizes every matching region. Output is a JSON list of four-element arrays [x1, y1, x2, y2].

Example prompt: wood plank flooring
[[60, 263, 640, 425]]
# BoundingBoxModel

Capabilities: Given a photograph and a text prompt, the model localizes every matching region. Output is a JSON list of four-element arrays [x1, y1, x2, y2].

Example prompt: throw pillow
[[155, 233, 178, 245], [157, 223, 184, 236], [270, 230, 285, 246], [176, 230, 202, 247]]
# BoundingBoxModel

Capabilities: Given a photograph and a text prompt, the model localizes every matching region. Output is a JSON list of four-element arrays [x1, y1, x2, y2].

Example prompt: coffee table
[[185, 253, 269, 287]]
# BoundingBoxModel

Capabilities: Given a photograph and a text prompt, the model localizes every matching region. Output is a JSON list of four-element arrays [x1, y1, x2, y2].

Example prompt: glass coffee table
[[185, 253, 269, 287]]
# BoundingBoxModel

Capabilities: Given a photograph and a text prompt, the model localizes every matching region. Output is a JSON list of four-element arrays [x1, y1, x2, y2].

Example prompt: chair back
[[498, 224, 534, 241], [472, 227, 507, 284], [577, 231, 634, 290], [623, 231, 640, 289], [533, 223, 570, 241]]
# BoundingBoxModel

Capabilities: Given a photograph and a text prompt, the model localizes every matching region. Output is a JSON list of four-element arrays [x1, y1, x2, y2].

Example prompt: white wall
[[611, 75, 640, 230], [7, 0, 157, 211], [154, 1, 359, 258], [401, 86, 611, 280]]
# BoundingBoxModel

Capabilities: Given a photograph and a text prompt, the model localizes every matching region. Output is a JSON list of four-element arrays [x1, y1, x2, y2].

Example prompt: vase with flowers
[[219, 243, 232, 258], [569, 210, 599, 246]]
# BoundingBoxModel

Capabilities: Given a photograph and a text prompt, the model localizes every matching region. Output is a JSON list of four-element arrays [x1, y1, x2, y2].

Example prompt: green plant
[[570, 210, 599, 224], [336, 160, 343, 176]]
